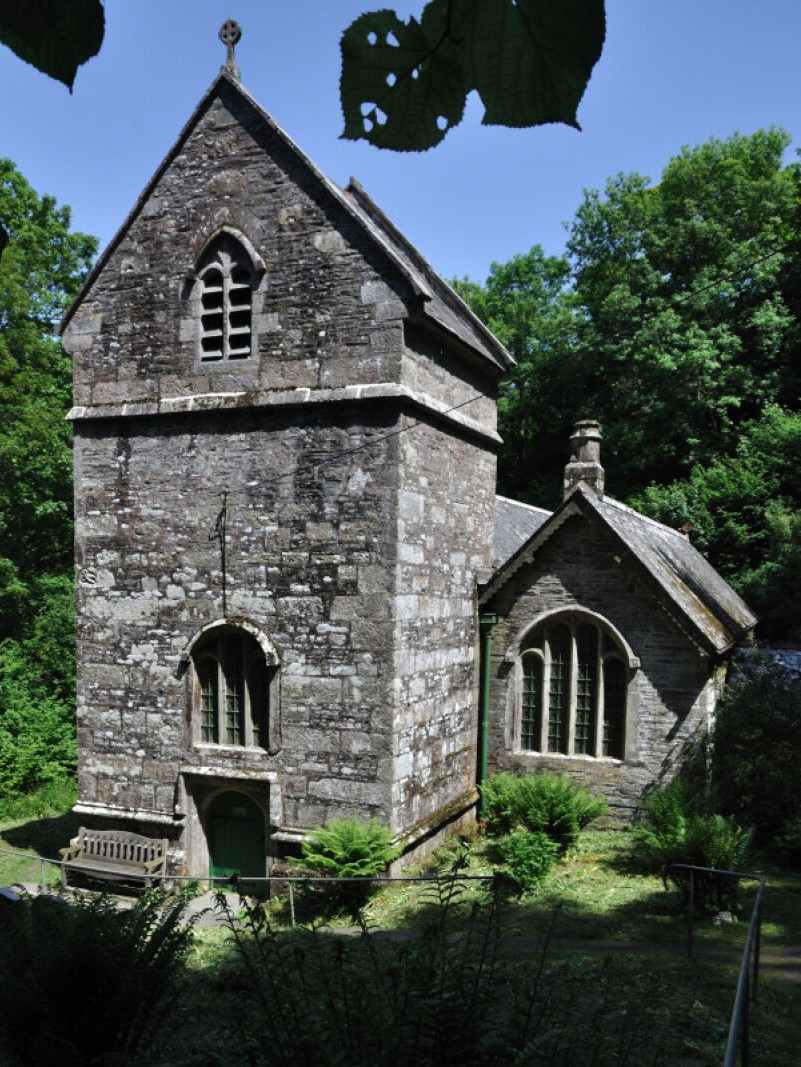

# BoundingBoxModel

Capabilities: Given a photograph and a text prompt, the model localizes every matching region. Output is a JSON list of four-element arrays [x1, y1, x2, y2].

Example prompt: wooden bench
[[60, 828, 169, 890]]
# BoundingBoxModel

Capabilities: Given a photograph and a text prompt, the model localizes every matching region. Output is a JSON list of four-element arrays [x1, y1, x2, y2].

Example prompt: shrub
[[297, 818, 400, 877], [774, 813, 801, 867], [294, 818, 401, 915], [481, 771, 607, 852], [0, 891, 193, 1065], [498, 829, 559, 890], [710, 665, 801, 846], [637, 782, 755, 911]]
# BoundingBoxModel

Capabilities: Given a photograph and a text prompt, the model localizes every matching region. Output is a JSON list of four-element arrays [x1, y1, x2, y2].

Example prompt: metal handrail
[[663, 863, 764, 1067]]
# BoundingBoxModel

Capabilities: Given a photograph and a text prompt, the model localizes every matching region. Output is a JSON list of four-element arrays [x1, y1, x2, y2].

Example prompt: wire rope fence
[[0, 845, 769, 1063]]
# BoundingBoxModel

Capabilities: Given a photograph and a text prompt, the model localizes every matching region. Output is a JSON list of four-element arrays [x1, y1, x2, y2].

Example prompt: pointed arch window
[[196, 234, 254, 362], [517, 613, 633, 760]]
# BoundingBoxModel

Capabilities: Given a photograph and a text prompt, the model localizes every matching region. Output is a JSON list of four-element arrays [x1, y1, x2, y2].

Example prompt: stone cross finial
[[219, 19, 242, 81]]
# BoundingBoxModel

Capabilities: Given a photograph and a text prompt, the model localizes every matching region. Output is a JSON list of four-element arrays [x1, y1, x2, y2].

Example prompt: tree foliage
[[0, 0, 104, 90], [0, 159, 95, 793], [710, 664, 801, 848], [457, 129, 801, 638], [565, 128, 798, 490]]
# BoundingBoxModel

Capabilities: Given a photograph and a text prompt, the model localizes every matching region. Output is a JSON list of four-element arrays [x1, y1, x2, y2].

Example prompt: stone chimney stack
[[563, 419, 605, 500]]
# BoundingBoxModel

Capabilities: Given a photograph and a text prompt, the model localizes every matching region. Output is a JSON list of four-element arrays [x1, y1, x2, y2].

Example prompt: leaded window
[[521, 654, 543, 751], [518, 614, 630, 760], [547, 625, 570, 755], [192, 629, 270, 748]]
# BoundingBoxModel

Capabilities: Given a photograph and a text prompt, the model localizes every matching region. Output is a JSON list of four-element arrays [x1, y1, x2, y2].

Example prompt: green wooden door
[[208, 792, 264, 882]]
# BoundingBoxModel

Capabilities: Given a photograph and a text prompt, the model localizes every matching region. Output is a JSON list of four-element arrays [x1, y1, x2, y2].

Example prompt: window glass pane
[[603, 658, 626, 758], [547, 624, 570, 754], [575, 625, 598, 755], [199, 659, 219, 743], [194, 629, 274, 749], [521, 655, 542, 750], [226, 657, 244, 751]]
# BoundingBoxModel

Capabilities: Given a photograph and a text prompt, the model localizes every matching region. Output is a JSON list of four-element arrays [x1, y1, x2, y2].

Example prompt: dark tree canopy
[[341, 0, 605, 151], [0, 0, 104, 91], [456, 129, 801, 640], [0, 160, 95, 795]]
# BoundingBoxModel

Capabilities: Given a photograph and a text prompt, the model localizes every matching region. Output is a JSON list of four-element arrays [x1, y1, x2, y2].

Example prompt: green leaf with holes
[[340, 9, 465, 152], [340, 0, 605, 152], [0, 0, 105, 91]]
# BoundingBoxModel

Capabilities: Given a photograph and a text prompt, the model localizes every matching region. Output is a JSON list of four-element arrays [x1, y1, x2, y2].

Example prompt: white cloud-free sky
[[1, 2, 799, 283]]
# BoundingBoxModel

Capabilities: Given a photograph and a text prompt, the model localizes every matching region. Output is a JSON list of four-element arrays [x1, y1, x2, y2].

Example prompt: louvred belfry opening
[[198, 235, 253, 361]]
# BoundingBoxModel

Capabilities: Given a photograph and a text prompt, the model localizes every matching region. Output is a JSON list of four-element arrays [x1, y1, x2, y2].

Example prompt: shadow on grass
[[2, 810, 81, 858], [0, 812, 81, 885]]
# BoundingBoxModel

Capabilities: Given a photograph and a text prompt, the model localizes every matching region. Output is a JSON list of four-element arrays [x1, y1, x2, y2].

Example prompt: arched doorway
[[207, 791, 265, 882]]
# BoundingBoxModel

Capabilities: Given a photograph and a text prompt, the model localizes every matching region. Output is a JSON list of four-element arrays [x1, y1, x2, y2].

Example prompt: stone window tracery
[[196, 234, 254, 362], [517, 613, 631, 760]]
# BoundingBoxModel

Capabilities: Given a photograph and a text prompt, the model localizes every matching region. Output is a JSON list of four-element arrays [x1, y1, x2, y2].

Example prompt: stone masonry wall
[[484, 512, 715, 820], [391, 416, 496, 837], [64, 76, 502, 867], [65, 80, 413, 410], [74, 405, 401, 835]]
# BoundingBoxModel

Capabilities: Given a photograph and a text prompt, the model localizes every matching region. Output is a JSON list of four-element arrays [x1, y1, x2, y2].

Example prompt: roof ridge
[[496, 494, 552, 516], [600, 494, 689, 540]]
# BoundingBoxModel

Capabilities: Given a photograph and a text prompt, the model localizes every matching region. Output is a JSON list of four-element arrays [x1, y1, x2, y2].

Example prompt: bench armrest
[[60, 845, 82, 861], [143, 855, 167, 873]]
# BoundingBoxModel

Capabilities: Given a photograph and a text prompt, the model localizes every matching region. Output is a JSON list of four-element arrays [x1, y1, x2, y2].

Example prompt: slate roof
[[61, 71, 511, 377], [492, 496, 551, 570], [487, 486, 757, 656], [341, 179, 512, 372]]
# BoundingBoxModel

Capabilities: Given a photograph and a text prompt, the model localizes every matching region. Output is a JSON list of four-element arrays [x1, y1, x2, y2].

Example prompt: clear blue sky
[[1, 2, 799, 283]]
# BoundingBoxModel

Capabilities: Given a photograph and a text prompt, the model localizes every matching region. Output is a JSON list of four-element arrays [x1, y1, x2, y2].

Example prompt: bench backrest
[[77, 829, 168, 867]]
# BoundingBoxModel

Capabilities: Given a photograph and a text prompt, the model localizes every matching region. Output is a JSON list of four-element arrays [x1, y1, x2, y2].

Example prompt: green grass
[[2, 806, 799, 1064], [0, 779, 78, 888], [359, 828, 801, 951]]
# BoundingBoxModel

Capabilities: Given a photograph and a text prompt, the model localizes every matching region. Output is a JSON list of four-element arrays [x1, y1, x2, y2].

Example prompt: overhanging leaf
[[340, 0, 605, 151], [0, 0, 105, 91], [462, 0, 606, 129], [341, 9, 465, 151]]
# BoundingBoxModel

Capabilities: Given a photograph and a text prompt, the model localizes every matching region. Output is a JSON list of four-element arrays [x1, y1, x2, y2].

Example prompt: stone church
[[61, 44, 755, 879]]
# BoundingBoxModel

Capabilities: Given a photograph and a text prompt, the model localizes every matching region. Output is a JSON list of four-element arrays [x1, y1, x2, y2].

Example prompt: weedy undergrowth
[[0, 889, 195, 1065], [211, 871, 684, 1066]]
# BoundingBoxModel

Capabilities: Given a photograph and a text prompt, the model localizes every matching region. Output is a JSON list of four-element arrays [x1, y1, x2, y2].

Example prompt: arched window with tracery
[[517, 612, 633, 760], [191, 626, 278, 750], [196, 233, 254, 362]]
